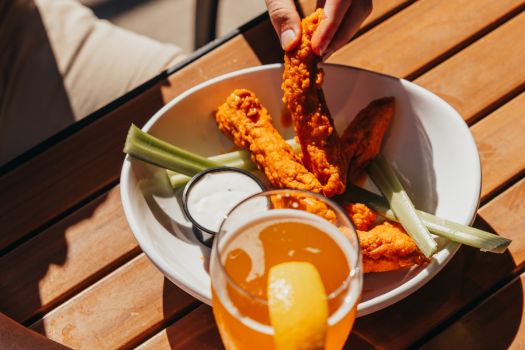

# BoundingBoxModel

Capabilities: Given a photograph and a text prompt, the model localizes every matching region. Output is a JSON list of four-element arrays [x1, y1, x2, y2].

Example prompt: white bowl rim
[[120, 63, 481, 316]]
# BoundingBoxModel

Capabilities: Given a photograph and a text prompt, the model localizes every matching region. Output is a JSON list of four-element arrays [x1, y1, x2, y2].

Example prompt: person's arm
[[265, 0, 372, 57], [0, 313, 71, 350]]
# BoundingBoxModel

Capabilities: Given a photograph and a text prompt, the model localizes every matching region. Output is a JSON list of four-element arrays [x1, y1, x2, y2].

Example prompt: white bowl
[[120, 64, 481, 316]]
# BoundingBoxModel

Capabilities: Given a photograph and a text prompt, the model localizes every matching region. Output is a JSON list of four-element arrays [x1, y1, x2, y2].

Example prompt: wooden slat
[[0, 188, 139, 323], [478, 178, 525, 263], [414, 11, 525, 123], [474, 92, 525, 200], [30, 255, 198, 349], [136, 305, 223, 350], [298, 0, 414, 30], [360, 0, 415, 28], [424, 273, 525, 349], [329, 0, 524, 79]]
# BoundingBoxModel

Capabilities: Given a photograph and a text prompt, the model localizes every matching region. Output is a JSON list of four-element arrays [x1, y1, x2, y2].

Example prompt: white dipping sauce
[[186, 170, 263, 232]]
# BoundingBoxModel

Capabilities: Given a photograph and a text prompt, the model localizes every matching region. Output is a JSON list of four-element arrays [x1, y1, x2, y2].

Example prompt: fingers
[[266, 0, 372, 54], [312, 0, 372, 57], [323, 0, 372, 58], [311, 0, 353, 56], [265, 0, 302, 51]]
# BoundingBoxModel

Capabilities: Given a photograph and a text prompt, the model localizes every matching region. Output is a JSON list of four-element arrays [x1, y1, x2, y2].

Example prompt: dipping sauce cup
[[182, 167, 265, 246]]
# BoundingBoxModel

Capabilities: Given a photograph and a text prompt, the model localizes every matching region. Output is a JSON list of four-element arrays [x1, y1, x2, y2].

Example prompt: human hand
[[265, 0, 372, 57]]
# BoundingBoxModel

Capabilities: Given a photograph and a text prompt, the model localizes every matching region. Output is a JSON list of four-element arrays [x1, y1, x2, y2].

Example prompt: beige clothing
[[0, 0, 183, 165]]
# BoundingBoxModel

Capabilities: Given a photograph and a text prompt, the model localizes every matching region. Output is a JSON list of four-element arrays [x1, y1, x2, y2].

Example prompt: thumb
[[265, 0, 301, 51]]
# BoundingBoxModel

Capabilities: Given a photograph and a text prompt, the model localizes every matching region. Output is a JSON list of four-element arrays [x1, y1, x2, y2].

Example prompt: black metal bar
[[194, 0, 219, 50]]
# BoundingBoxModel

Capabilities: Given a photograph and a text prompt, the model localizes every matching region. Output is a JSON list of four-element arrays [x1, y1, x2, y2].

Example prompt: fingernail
[[281, 29, 297, 50]]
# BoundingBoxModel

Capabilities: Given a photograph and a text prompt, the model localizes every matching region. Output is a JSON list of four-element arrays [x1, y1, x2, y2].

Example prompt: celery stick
[[124, 124, 220, 176], [343, 185, 511, 253], [368, 155, 438, 258]]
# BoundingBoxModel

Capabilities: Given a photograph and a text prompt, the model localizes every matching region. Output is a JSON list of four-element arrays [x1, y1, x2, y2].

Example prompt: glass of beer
[[210, 189, 363, 349]]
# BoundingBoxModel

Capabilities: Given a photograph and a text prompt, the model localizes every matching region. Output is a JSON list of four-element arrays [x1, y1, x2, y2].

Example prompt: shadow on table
[[1, 193, 106, 330], [162, 281, 224, 349], [422, 277, 524, 349], [349, 215, 522, 350], [416, 216, 524, 349]]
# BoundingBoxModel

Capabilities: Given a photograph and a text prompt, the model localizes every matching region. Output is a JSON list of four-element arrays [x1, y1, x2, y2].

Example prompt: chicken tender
[[340, 202, 426, 272], [344, 202, 377, 231], [282, 9, 347, 197], [342, 97, 395, 181], [215, 89, 323, 193], [270, 191, 337, 223], [358, 221, 427, 273]]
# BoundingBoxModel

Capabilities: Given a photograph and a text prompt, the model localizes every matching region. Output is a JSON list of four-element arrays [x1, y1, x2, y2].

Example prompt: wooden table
[[1, 0, 525, 348]]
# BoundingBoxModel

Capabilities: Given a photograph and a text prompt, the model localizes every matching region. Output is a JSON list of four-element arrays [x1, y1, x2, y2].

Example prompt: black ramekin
[[181, 167, 266, 247]]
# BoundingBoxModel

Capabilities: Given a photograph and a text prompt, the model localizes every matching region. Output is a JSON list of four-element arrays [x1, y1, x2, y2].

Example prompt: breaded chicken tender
[[344, 203, 428, 273], [342, 97, 395, 181], [215, 89, 323, 193], [358, 222, 427, 273], [270, 191, 337, 223], [340, 202, 426, 272], [282, 9, 347, 197], [344, 202, 377, 231]]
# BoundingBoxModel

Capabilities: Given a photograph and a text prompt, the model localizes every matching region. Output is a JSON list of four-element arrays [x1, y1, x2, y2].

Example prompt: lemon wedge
[[268, 261, 329, 350]]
